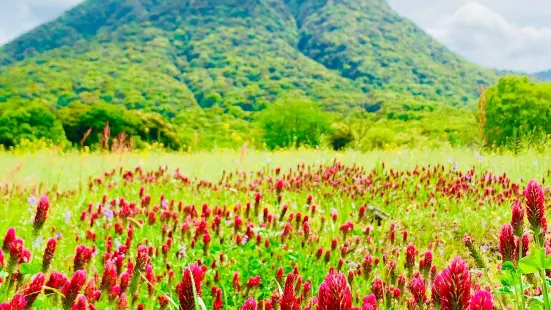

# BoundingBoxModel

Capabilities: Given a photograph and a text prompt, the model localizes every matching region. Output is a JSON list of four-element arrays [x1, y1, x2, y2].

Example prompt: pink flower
[[405, 244, 417, 272], [362, 294, 378, 310], [372, 278, 385, 300], [511, 201, 525, 236], [146, 264, 156, 296], [8, 294, 27, 310], [33, 195, 50, 232], [410, 277, 426, 305], [62, 270, 87, 309], [101, 260, 117, 292], [70, 295, 88, 310], [241, 298, 258, 310], [119, 271, 130, 293], [524, 180, 547, 238], [213, 288, 223, 310], [135, 245, 150, 272], [499, 224, 516, 262], [317, 271, 353, 310], [280, 273, 300, 310], [246, 276, 262, 289], [176, 264, 205, 310], [2, 227, 15, 252], [117, 293, 128, 309], [469, 290, 493, 310], [42, 237, 57, 272], [437, 257, 471, 310], [23, 272, 45, 307], [45, 271, 69, 295], [73, 244, 93, 271]]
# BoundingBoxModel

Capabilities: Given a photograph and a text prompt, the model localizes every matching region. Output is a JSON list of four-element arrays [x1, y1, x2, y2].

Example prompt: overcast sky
[[1, 0, 550, 73]]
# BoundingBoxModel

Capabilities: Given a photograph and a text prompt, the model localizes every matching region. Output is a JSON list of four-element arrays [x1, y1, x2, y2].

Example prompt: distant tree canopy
[[0, 102, 66, 147], [483, 76, 551, 146], [258, 97, 333, 149]]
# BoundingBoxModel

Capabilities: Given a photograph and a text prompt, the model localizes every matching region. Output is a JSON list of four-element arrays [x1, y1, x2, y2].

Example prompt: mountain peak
[[0, 0, 496, 116]]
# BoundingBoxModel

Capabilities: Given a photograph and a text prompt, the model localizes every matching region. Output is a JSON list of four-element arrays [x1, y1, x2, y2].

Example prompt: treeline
[[483, 76, 551, 150], [0, 90, 483, 151], [3, 75, 546, 152], [0, 102, 181, 150]]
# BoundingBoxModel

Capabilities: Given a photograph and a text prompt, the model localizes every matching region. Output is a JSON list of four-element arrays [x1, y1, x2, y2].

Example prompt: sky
[[1, 0, 550, 73]]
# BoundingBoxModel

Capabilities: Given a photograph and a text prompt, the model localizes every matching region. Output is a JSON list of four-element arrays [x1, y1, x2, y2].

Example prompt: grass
[[0, 147, 549, 309]]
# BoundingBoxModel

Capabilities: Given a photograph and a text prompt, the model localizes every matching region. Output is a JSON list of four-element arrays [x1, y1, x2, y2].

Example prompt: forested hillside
[[0, 0, 500, 150]]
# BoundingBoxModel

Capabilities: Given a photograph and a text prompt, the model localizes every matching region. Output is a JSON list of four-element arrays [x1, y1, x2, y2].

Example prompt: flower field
[[1, 150, 551, 309]]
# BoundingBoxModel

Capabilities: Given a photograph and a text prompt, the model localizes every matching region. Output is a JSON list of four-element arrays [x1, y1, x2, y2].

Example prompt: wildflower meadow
[[2, 148, 551, 309]]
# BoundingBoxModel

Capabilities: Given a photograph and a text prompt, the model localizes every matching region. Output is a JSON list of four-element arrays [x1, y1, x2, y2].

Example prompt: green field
[[0, 148, 550, 309]]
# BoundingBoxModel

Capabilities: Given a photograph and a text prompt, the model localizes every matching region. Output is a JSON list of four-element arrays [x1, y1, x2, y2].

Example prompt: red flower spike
[[2, 227, 15, 252], [469, 290, 493, 310], [280, 273, 300, 310], [117, 293, 128, 309], [213, 288, 223, 310], [499, 224, 516, 262], [405, 244, 417, 272], [524, 180, 547, 239], [101, 260, 117, 292], [362, 294, 378, 310], [70, 295, 88, 310], [23, 272, 45, 307], [62, 270, 87, 309], [241, 298, 258, 310], [176, 264, 205, 310], [317, 271, 353, 310], [33, 195, 50, 232], [437, 257, 471, 310], [411, 277, 427, 306], [158, 295, 170, 310], [9, 294, 27, 310], [511, 201, 525, 236]]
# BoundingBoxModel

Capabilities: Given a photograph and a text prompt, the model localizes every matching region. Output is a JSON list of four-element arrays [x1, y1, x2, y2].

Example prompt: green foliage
[[258, 97, 333, 149], [0, 0, 507, 150], [484, 76, 551, 147], [0, 102, 67, 147]]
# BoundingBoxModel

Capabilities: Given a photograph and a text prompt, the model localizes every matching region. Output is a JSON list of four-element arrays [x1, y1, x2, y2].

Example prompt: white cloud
[[0, 0, 81, 45], [388, 0, 551, 72], [425, 2, 551, 73]]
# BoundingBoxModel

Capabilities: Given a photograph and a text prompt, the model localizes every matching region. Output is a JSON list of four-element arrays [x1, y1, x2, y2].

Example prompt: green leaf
[[19, 262, 42, 275], [497, 286, 514, 295], [529, 295, 545, 310], [501, 261, 517, 272], [544, 253, 551, 269], [519, 251, 542, 274]]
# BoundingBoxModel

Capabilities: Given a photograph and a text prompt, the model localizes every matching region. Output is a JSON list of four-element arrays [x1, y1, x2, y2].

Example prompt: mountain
[[0, 0, 497, 118], [535, 70, 551, 81]]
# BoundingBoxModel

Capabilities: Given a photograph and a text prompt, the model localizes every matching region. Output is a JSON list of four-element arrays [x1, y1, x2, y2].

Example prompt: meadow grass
[[0, 147, 548, 189], [0, 147, 548, 309]]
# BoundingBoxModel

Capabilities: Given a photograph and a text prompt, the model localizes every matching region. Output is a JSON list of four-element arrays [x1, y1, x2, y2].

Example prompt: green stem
[[540, 244, 551, 310], [518, 242, 527, 308], [510, 270, 522, 310], [483, 269, 507, 310]]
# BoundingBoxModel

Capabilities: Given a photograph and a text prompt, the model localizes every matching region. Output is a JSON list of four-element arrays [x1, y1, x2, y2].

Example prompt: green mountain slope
[[293, 0, 496, 105], [0, 0, 497, 114]]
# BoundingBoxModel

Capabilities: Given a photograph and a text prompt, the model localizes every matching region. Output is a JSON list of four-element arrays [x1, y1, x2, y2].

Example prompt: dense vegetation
[[3, 150, 551, 309], [483, 76, 551, 149], [0, 0, 505, 150]]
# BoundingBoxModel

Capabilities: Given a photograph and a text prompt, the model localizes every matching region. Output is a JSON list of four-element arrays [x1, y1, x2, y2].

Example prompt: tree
[[0, 102, 67, 146], [258, 97, 333, 149], [483, 76, 551, 146]]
